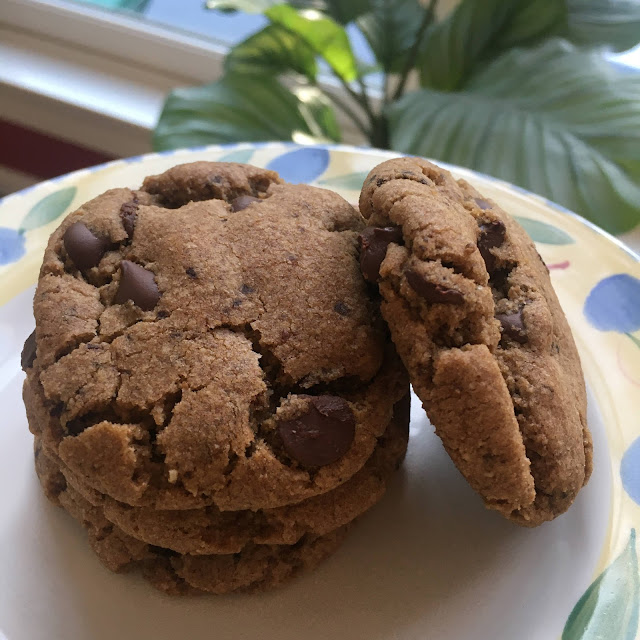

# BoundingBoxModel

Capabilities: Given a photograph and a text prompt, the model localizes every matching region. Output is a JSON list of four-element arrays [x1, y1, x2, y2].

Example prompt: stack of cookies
[[23, 156, 593, 595], [22, 162, 409, 595]]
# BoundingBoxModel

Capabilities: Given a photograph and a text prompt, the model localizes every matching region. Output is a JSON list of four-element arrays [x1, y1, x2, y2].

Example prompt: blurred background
[[2, 0, 639, 242]]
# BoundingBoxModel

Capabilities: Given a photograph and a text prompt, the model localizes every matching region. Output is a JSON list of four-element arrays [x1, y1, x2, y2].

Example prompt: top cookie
[[23, 161, 408, 511], [358, 157, 592, 526]]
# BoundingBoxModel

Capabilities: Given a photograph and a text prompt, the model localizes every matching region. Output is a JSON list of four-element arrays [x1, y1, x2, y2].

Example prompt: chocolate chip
[[240, 284, 254, 295], [231, 195, 260, 212], [358, 226, 403, 283], [114, 261, 160, 311], [120, 200, 138, 238], [497, 310, 527, 344], [185, 267, 197, 279], [478, 220, 506, 272], [475, 198, 492, 210], [277, 396, 356, 467], [406, 269, 464, 305], [63, 222, 108, 270], [157, 310, 170, 319], [21, 330, 37, 371], [86, 343, 101, 350], [333, 301, 350, 316]]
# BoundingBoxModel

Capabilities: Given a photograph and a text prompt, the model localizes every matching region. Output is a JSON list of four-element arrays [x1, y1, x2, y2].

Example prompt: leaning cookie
[[358, 157, 591, 526], [23, 161, 408, 512]]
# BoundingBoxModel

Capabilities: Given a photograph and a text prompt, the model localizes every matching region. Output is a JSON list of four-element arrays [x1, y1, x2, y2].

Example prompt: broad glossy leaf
[[319, 0, 371, 24], [568, 0, 640, 52], [266, 5, 358, 82], [226, 24, 317, 81], [356, 0, 428, 72], [153, 74, 340, 151], [19, 186, 77, 233], [390, 40, 640, 233], [562, 529, 639, 640], [419, 0, 566, 90]]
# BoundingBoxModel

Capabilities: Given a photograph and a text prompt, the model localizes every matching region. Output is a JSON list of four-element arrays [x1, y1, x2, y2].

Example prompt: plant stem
[[320, 85, 371, 139], [391, 0, 437, 102], [357, 75, 375, 123]]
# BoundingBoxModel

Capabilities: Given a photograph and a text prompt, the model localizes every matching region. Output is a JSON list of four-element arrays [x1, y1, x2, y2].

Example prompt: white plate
[[1, 143, 638, 640]]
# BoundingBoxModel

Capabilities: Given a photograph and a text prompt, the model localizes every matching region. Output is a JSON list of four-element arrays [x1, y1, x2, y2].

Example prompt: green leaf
[[153, 73, 340, 151], [568, 0, 640, 52], [314, 0, 372, 24], [389, 40, 640, 233], [265, 5, 358, 82], [318, 170, 369, 190], [562, 529, 639, 640], [356, 0, 428, 73], [419, 0, 567, 90], [19, 186, 77, 233], [226, 24, 317, 81], [513, 217, 575, 245]]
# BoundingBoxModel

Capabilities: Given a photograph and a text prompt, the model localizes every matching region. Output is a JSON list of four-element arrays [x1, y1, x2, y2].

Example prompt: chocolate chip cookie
[[24, 161, 408, 511], [24, 160, 409, 593], [359, 157, 591, 526]]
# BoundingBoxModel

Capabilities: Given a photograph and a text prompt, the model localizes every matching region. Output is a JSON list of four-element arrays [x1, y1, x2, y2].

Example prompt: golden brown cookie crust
[[359, 157, 591, 526]]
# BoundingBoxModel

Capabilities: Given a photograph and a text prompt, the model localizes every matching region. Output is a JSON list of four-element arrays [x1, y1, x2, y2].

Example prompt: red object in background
[[0, 118, 116, 181]]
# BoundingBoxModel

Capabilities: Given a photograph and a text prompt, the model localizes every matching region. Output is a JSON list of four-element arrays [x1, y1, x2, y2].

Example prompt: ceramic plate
[[1, 143, 639, 640]]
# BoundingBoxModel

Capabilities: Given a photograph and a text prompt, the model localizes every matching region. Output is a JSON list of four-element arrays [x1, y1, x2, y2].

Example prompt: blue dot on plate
[[0, 227, 26, 266], [622, 437, 640, 505], [266, 147, 329, 184], [584, 274, 640, 333]]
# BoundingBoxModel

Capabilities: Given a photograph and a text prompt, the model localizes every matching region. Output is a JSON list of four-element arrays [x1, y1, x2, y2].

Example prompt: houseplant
[[153, 0, 640, 234]]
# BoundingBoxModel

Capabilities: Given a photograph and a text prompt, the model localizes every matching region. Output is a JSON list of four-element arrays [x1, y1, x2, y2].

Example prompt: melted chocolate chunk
[[231, 195, 260, 212], [114, 261, 160, 311], [120, 200, 138, 239], [63, 222, 108, 270], [21, 330, 37, 371], [478, 220, 506, 273], [358, 226, 403, 283], [277, 396, 356, 467], [406, 270, 464, 305], [497, 310, 527, 344]]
